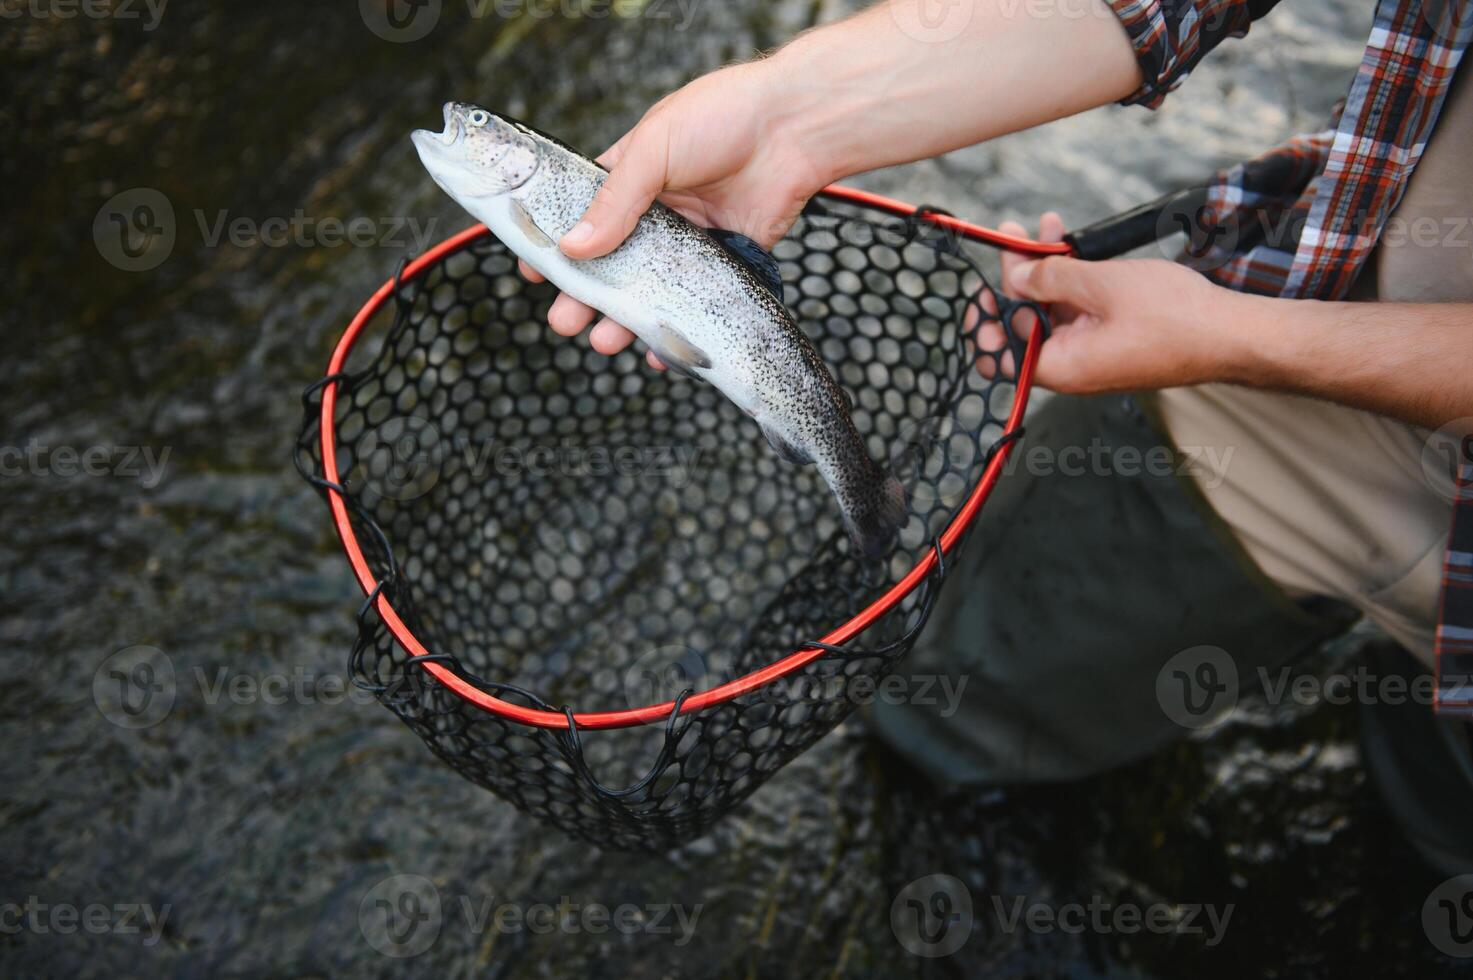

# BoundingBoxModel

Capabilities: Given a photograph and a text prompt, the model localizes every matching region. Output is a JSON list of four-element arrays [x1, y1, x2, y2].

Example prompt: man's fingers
[[561, 122, 668, 260], [1030, 324, 1121, 394], [997, 220, 1031, 287], [594, 133, 630, 171], [974, 320, 1015, 379], [519, 259, 545, 284], [646, 350, 667, 371], [964, 283, 999, 338], [1007, 255, 1103, 310], [972, 222, 1037, 380], [547, 294, 597, 337], [999, 214, 1066, 293], [997, 216, 1072, 348], [1038, 211, 1065, 242], [588, 317, 636, 355]]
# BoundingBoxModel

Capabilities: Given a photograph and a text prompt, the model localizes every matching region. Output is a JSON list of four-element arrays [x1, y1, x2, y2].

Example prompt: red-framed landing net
[[318, 186, 1050, 728], [296, 184, 1065, 848]]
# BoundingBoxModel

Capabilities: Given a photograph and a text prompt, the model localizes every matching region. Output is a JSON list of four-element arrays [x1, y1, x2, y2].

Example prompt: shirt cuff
[[1106, 0, 1262, 109]]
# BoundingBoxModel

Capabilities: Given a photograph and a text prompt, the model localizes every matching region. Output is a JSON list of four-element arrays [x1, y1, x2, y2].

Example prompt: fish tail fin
[[844, 471, 909, 559]]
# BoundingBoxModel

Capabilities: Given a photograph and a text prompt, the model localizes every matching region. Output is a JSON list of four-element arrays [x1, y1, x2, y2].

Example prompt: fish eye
[[468, 109, 490, 127]]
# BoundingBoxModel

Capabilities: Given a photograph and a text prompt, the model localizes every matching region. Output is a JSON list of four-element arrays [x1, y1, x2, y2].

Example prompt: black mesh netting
[[295, 193, 1045, 850]]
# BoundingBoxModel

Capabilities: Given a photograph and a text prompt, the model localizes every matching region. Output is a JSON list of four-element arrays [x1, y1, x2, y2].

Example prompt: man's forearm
[[1230, 293, 1473, 430], [763, 0, 1144, 184]]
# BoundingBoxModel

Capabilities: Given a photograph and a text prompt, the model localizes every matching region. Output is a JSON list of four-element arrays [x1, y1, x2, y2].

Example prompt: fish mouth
[[412, 102, 463, 150], [436, 102, 462, 145]]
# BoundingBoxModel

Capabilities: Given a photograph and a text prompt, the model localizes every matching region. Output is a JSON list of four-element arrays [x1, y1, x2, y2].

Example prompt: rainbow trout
[[412, 102, 906, 556]]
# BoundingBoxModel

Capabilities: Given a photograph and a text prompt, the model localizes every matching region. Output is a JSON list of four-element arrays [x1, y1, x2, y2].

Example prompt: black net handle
[[1064, 184, 1212, 261]]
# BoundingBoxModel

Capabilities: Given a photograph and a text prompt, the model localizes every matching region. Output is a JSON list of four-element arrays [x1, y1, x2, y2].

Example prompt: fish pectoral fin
[[708, 228, 785, 301], [759, 423, 813, 465], [511, 199, 554, 247], [650, 322, 712, 377]]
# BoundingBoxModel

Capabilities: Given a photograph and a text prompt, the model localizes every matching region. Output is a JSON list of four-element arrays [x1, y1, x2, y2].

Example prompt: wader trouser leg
[[864, 392, 1353, 784]]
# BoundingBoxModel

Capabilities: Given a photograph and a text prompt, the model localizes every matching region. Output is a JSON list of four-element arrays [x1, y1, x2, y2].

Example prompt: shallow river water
[[5, 0, 1467, 976]]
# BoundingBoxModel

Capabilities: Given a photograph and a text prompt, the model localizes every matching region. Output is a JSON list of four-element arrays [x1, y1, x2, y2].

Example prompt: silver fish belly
[[412, 102, 906, 556]]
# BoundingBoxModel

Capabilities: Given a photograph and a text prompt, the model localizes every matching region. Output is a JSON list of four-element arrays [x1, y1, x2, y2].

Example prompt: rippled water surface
[[4, 0, 1466, 975]]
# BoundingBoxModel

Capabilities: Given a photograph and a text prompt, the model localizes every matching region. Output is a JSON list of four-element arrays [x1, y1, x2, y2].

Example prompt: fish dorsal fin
[[708, 228, 784, 301]]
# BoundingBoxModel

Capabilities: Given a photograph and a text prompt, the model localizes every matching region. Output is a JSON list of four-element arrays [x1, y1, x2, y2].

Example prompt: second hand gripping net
[[296, 189, 1049, 850]]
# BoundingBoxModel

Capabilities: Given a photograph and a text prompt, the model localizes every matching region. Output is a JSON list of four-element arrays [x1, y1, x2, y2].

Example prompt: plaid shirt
[[1108, 0, 1473, 715]]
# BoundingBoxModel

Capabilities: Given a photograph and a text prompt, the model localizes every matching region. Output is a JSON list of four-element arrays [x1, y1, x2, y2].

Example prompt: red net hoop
[[295, 185, 1049, 848]]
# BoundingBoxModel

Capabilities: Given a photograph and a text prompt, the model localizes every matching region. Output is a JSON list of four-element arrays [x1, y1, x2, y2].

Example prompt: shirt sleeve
[[1107, 0, 1283, 108]]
